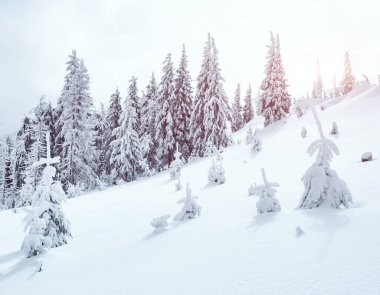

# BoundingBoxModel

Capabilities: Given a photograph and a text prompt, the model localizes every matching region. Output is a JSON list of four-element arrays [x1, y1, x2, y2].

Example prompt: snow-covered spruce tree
[[0, 139, 7, 209], [332, 75, 340, 97], [260, 33, 291, 127], [22, 132, 71, 256], [231, 83, 243, 132], [93, 103, 108, 183], [190, 34, 231, 158], [1, 137, 14, 209], [208, 157, 226, 185], [103, 88, 122, 180], [110, 79, 147, 182], [312, 59, 323, 98], [155, 54, 176, 170], [249, 168, 281, 214], [56, 54, 98, 191], [246, 126, 254, 144], [330, 121, 338, 135], [251, 128, 262, 153], [173, 45, 193, 161], [298, 108, 353, 209], [243, 84, 254, 123], [301, 127, 307, 138], [170, 145, 182, 180], [341, 52, 355, 95], [174, 183, 201, 221], [140, 73, 160, 172]]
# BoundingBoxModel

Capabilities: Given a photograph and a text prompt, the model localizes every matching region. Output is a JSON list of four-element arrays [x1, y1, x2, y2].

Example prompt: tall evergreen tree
[[243, 84, 254, 123], [110, 80, 146, 182], [260, 33, 291, 127], [312, 59, 323, 98], [231, 83, 243, 132], [104, 88, 122, 177], [93, 103, 108, 181], [155, 54, 176, 168], [173, 45, 193, 160], [57, 55, 97, 191], [0, 139, 7, 209], [341, 52, 355, 95], [190, 34, 231, 157]]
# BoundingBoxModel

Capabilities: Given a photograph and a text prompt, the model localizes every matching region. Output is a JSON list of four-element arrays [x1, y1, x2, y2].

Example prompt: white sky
[[1, 0, 379, 136]]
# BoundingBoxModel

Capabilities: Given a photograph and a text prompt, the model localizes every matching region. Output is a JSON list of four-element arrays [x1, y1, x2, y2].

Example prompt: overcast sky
[[1, 0, 379, 137]]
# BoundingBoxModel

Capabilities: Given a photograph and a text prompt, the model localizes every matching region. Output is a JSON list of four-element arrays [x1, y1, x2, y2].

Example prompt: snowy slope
[[1, 86, 380, 295]]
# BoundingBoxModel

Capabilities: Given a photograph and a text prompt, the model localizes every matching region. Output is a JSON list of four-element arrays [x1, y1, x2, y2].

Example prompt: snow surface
[[1, 86, 380, 294]]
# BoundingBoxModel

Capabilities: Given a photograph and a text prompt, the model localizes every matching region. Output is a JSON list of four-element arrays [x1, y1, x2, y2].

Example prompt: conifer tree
[[312, 59, 323, 98], [260, 33, 291, 126], [173, 45, 193, 160], [243, 84, 254, 123], [56, 54, 97, 191], [110, 79, 146, 182], [190, 34, 231, 157], [155, 54, 176, 169], [341, 52, 355, 95], [231, 83, 243, 132]]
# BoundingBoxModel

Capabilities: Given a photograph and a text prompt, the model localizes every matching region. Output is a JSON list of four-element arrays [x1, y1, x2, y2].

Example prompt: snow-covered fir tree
[[243, 84, 254, 123], [173, 45, 193, 161], [260, 33, 291, 126], [1, 137, 14, 209], [104, 88, 122, 180], [174, 183, 201, 221], [169, 145, 182, 180], [93, 103, 108, 182], [332, 75, 340, 97], [312, 59, 323, 98], [110, 78, 147, 182], [190, 34, 231, 157], [251, 128, 262, 153], [208, 156, 226, 185], [56, 53, 97, 191], [298, 108, 353, 209], [231, 83, 243, 132], [249, 168, 281, 214], [22, 132, 71, 257], [246, 126, 254, 144], [0, 139, 7, 209], [341, 52, 355, 95], [155, 54, 176, 169]]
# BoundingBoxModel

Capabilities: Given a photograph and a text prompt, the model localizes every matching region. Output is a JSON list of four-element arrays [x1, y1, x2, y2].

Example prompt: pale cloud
[[1, 0, 379, 136]]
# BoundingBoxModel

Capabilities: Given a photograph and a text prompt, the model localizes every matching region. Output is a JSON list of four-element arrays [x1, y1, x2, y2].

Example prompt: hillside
[[1, 86, 380, 295]]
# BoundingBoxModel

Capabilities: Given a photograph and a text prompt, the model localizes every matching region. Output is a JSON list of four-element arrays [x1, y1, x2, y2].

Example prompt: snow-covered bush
[[246, 126, 254, 144], [208, 158, 225, 185], [174, 183, 201, 221], [248, 168, 281, 214], [204, 141, 218, 157], [361, 152, 373, 162], [151, 214, 171, 230], [299, 109, 352, 209], [67, 183, 82, 198], [301, 127, 307, 138], [251, 128, 262, 153], [330, 121, 338, 135], [170, 146, 182, 180], [295, 226, 304, 237], [295, 104, 305, 117], [175, 177, 182, 191]]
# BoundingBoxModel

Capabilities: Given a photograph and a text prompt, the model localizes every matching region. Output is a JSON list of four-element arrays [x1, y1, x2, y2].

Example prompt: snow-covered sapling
[[67, 183, 82, 198], [330, 121, 338, 135], [246, 126, 254, 144], [208, 158, 226, 185], [295, 104, 305, 117], [151, 215, 171, 231], [295, 226, 304, 237], [301, 127, 307, 138], [299, 109, 352, 209], [170, 145, 182, 180], [251, 128, 262, 153], [361, 152, 373, 162], [175, 177, 182, 191], [248, 168, 281, 214], [174, 183, 201, 221], [22, 132, 71, 257]]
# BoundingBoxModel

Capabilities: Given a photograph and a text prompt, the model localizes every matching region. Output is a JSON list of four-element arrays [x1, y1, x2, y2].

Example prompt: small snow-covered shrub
[[361, 152, 373, 162], [295, 104, 305, 117], [295, 226, 304, 237], [249, 168, 281, 214], [175, 178, 182, 191], [251, 129, 262, 153], [246, 126, 254, 144], [330, 121, 338, 135], [151, 215, 171, 230], [67, 183, 82, 198], [174, 183, 201, 221], [170, 146, 182, 180], [301, 127, 307, 138], [208, 159, 226, 185]]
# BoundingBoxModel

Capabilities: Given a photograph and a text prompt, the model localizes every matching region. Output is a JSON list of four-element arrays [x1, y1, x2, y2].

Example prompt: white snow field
[[1, 86, 380, 295]]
